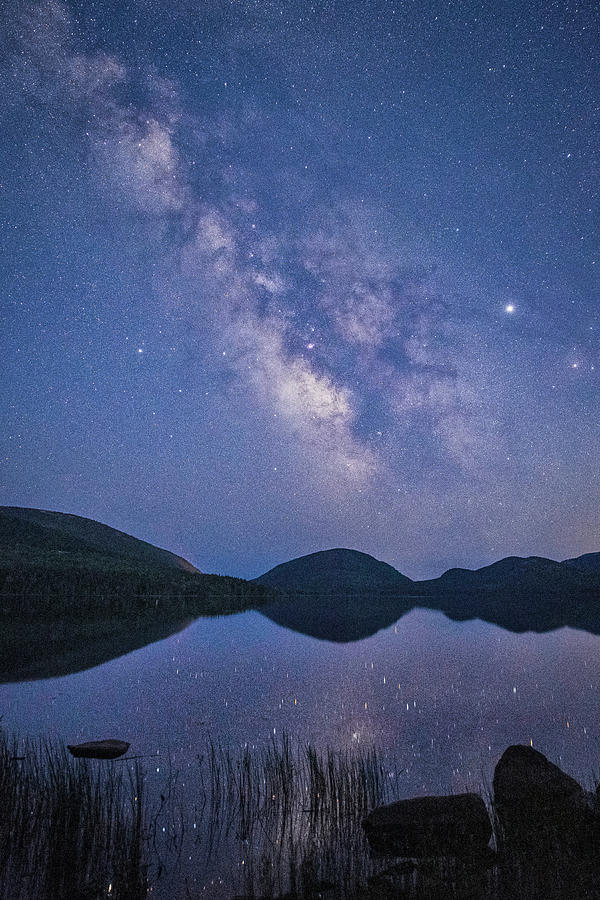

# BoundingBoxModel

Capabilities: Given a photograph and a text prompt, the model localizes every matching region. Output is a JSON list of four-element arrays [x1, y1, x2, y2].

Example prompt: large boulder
[[493, 744, 595, 855], [362, 792, 492, 858]]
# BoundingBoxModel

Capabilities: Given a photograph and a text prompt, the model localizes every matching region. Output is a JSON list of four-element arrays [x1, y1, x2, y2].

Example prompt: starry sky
[[1, 0, 598, 579]]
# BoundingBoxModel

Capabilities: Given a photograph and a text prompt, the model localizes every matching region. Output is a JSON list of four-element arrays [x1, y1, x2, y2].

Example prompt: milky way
[[1, 0, 598, 578]]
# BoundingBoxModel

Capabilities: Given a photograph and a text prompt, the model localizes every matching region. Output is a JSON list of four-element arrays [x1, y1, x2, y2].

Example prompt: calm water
[[2, 605, 600, 895]]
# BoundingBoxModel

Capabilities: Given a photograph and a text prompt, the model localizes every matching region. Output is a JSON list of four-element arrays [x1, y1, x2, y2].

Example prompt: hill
[[422, 555, 600, 598], [254, 548, 413, 595], [0, 507, 273, 630], [0, 506, 198, 574], [255, 550, 600, 640], [416, 555, 600, 634], [3, 508, 600, 649], [563, 552, 600, 573], [254, 549, 415, 640]]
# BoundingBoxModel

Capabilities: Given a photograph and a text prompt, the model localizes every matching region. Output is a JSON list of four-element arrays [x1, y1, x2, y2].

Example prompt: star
[[504, 304, 515, 314]]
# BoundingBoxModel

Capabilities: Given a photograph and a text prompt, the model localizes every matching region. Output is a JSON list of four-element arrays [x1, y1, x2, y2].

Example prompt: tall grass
[[0, 731, 148, 900], [193, 736, 404, 898], [4, 730, 597, 899], [192, 738, 600, 899], [200, 734, 391, 826]]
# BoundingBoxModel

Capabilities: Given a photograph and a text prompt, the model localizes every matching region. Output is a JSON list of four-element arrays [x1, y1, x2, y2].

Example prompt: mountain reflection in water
[[0, 613, 193, 683], [3, 586, 600, 687], [259, 587, 600, 642], [2, 599, 600, 898]]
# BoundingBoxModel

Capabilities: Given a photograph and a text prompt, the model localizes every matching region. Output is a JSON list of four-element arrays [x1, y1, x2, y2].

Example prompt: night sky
[[1, 0, 598, 579]]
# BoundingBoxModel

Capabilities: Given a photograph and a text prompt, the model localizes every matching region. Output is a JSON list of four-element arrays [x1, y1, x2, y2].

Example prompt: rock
[[362, 792, 492, 858], [493, 744, 595, 855], [67, 739, 130, 759]]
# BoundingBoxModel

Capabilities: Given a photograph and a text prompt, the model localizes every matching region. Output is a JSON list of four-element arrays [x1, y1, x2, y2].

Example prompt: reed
[[4, 730, 599, 899], [193, 737, 600, 899], [0, 731, 149, 900], [194, 735, 403, 898]]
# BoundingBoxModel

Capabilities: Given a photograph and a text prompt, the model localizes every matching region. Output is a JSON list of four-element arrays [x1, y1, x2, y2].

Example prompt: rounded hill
[[0, 506, 199, 574], [254, 548, 412, 594]]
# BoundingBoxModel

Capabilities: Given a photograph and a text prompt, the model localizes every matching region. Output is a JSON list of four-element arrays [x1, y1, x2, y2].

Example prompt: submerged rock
[[493, 744, 595, 854], [362, 792, 492, 858]]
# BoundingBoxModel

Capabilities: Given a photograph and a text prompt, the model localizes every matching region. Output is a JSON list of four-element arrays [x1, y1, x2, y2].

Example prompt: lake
[[2, 602, 599, 896]]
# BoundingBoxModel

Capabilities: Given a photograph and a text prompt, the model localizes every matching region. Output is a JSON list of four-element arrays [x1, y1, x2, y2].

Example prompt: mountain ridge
[[0, 507, 273, 634], [563, 552, 600, 572], [1, 507, 600, 655], [255, 547, 600, 641], [255, 548, 600, 597], [2, 507, 598, 596]]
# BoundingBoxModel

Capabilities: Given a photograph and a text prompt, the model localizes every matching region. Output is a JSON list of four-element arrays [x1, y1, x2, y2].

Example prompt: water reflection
[[2, 600, 600, 896], [0, 612, 192, 683], [4, 587, 600, 688], [260, 588, 600, 641], [1, 605, 599, 792]]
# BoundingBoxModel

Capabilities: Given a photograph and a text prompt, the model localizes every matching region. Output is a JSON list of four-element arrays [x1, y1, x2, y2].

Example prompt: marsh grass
[[192, 735, 405, 898], [191, 738, 600, 899], [0, 731, 149, 900], [3, 730, 599, 900]]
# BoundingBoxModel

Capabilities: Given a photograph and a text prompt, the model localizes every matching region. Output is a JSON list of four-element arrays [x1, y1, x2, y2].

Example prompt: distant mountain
[[0, 508, 274, 667], [421, 555, 600, 598], [254, 548, 413, 594], [254, 549, 415, 641], [563, 552, 600, 573], [0, 506, 199, 574], [3, 507, 600, 649], [416, 555, 600, 634], [254, 549, 600, 642]]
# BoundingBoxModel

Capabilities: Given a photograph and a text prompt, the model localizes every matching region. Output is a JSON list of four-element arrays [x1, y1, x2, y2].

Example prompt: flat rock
[[362, 792, 491, 858], [67, 739, 130, 759]]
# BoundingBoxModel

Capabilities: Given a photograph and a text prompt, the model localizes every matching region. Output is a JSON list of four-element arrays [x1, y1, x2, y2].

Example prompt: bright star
[[505, 304, 515, 314]]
